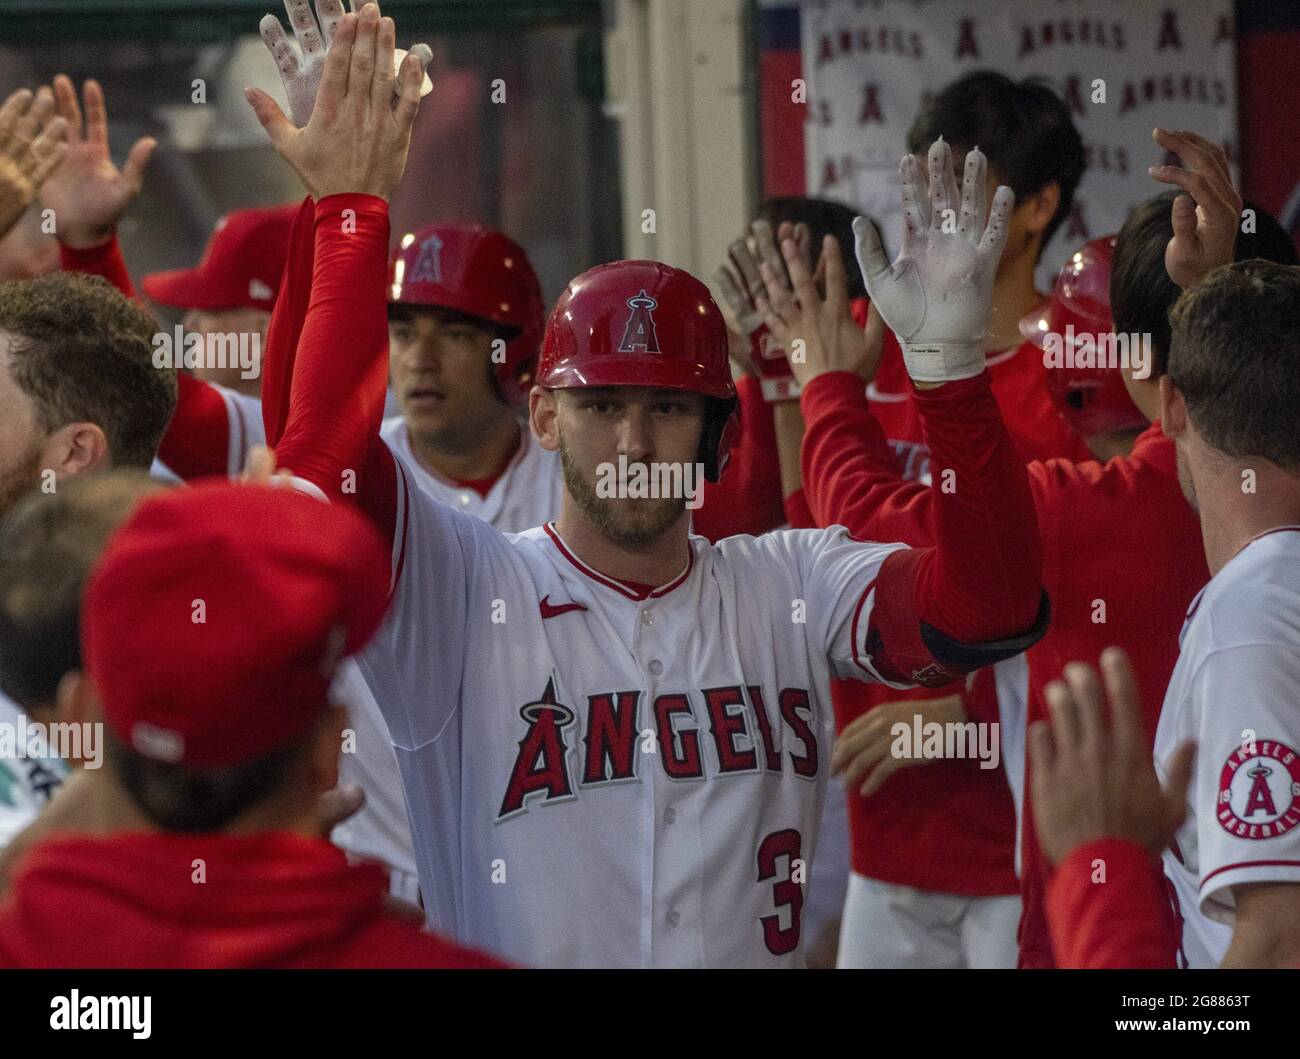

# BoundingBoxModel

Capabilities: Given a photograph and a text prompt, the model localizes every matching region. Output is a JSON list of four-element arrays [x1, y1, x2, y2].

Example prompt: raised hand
[[0, 87, 68, 240], [713, 234, 765, 341], [754, 228, 875, 386], [1149, 128, 1243, 289], [1028, 647, 1196, 866], [854, 138, 1014, 384], [36, 76, 156, 250], [260, 0, 432, 128], [245, 3, 430, 201]]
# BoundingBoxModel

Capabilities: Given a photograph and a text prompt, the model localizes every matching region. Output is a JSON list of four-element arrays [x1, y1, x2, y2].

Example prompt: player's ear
[[40, 422, 110, 477], [1017, 181, 1059, 238], [1159, 375, 1188, 439], [529, 386, 560, 451]]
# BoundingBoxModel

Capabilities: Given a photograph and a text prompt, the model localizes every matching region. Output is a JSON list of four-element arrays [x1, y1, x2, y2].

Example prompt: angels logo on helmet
[[618, 290, 661, 353], [409, 232, 443, 285]]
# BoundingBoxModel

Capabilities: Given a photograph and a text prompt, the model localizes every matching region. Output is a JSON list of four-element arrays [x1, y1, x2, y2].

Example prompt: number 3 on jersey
[[757, 828, 804, 956]]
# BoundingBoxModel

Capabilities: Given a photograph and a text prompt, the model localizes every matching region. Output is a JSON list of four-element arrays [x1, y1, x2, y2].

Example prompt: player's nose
[[409, 331, 446, 369], [617, 404, 654, 463]]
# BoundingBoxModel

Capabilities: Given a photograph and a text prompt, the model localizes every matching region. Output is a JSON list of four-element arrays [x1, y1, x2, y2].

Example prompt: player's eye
[[390, 324, 414, 343], [584, 399, 618, 415], [444, 326, 478, 343], [653, 400, 690, 415]]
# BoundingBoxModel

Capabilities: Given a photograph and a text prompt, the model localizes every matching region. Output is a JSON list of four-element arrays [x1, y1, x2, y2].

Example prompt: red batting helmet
[[1020, 235, 1146, 437], [538, 260, 738, 481], [388, 223, 545, 407]]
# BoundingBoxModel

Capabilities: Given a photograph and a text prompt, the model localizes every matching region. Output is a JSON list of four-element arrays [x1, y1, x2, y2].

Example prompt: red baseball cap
[[82, 481, 390, 769], [141, 204, 298, 313]]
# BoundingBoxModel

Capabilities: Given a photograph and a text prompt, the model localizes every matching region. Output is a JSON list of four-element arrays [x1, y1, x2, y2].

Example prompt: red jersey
[[1017, 424, 1206, 965], [819, 318, 1090, 896], [0, 831, 504, 968], [800, 376, 1205, 915]]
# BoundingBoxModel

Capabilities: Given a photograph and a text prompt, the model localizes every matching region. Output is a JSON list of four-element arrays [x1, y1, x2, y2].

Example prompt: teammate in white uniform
[[1149, 261, 1300, 967], [251, 22, 1048, 964], [332, 221, 559, 901], [1156, 527, 1300, 966]]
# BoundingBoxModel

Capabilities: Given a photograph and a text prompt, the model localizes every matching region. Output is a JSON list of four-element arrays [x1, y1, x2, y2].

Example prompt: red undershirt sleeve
[[800, 371, 932, 538], [59, 234, 138, 302], [265, 194, 398, 538], [1047, 838, 1178, 968], [860, 372, 1046, 683]]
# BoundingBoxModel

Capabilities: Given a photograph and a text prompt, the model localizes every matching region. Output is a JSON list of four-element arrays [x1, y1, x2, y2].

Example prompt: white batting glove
[[853, 138, 1015, 384], [260, 0, 432, 128]]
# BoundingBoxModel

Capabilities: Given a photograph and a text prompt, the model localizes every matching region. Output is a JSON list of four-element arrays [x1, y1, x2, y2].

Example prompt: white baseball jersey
[[0, 692, 69, 852], [1155, 526, 1300, 968], [353, 453, 911, 967], [332, 419, 563, 898]]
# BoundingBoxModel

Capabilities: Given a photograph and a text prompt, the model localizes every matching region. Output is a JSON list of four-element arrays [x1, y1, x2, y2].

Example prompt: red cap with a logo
[[141, 204, 298, 313], [82, 481, 390, 769]]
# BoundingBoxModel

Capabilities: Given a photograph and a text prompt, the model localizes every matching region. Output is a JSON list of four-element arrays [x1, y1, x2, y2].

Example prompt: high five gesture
[[245, 2, 429, 201]]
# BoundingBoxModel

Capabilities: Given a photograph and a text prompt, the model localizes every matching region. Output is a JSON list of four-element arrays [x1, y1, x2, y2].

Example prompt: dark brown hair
[[0, 272, 176, 468], [907, 71, 1084, 257], [1168, 260, 1300, 469]]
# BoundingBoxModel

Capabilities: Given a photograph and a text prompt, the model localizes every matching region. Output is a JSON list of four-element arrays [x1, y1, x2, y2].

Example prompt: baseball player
[[1147, 259, 1300, 968], [244, 7, 1047, 965], [140, 202, 298, 399], [710, 75, 1097, 969], [332, 222, 555, 901], [0, 267, 174, 848]]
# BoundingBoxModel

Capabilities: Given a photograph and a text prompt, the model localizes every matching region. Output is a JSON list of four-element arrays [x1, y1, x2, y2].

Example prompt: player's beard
[[0, 439, 44, 519], [559, 443, 686, 548]]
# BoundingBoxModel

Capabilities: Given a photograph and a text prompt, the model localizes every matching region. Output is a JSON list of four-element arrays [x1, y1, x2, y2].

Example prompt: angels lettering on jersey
[[498, 676, 817, 819]]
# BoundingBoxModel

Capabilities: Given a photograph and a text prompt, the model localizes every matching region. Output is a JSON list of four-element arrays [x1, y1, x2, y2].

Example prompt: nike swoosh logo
[[539, 595, 588, 619]]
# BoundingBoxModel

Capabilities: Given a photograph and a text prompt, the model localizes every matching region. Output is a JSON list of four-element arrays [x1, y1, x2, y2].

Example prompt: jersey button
[[664, 807, 676, 824], [666, 909, 680, 928], [648, 659, 664, 676], [458, 493, 472, 507], [641, 609, 654, 626]]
